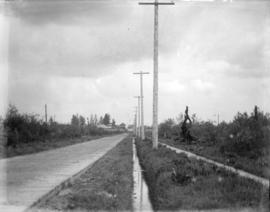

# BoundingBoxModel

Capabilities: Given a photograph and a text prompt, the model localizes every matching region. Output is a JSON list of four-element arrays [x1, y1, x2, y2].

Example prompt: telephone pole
[[45, 104, 47, 123], [134, 96, 141, 138], [139, 0, 174, 148], [133, 71, 149, 140], [134, 107, 138, 136]]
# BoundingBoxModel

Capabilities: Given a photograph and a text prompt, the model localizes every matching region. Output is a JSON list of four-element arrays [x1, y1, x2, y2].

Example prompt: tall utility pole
[[45, 104, 47, 123], [134, 107, 138, 136], [133, 71, 149, 140], [139, 0, 174, 148], [134, 96, 141, 138]]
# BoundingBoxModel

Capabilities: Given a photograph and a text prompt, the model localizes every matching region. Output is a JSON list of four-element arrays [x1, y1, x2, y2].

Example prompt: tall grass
[[136, 138, 269, 210]]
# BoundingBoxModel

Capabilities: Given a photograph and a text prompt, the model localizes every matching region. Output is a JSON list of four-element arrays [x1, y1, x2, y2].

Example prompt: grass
[[136, 138, 269, 211], [2, 134, 118, 158], [160, 137, 270, 179], [34, 135, 133, 211]]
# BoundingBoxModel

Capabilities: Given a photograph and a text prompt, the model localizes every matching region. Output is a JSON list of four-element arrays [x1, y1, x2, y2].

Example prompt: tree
[[79, 115, 85, 127], [119, 123, 126, 129], [90, 114, 94, 125], [99, 116, 103, 125], [71, 115, 79, 127], [49, 116, 54, 126], [103, 113, 111, 125], [112, 119, 116, 127], [94, 114, 98, 125], [159, 118, 175, 138]]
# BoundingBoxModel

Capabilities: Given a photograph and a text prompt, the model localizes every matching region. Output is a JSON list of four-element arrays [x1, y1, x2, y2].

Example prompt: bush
[[3, 105, 122, 147], [159, 107, 270, 159], [220, 109, 270, 158], [4, 105, 48, 146]]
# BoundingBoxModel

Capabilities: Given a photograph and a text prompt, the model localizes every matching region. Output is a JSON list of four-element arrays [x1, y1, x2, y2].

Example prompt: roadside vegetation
[[136, 138, 269, 211], [158, 106, 270, 178], [34, 135, 133, 211], [0, 104, 125, 158]]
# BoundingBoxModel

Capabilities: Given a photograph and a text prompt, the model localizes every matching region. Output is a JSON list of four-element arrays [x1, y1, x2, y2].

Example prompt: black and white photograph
[[0, 0, 269, 211]]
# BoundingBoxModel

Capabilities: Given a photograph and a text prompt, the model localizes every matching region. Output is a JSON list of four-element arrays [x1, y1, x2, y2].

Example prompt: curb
[[25, 156, 101, 212]]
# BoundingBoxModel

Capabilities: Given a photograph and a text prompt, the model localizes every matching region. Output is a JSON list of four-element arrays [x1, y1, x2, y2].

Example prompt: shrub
[[3, 105, 122, 147], [220, 108, 270, 158], [159, 107, 270, 159]]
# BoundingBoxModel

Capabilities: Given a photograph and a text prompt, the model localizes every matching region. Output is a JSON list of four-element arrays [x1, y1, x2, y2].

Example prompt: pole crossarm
[[139, 2, 175, 5], [133, 72, 150, 75], [139, 0, 174, 148]]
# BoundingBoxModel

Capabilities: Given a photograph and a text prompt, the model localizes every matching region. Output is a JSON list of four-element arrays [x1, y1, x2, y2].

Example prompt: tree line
[[159, 106, 270, 159], [2, 105, 122, 147]]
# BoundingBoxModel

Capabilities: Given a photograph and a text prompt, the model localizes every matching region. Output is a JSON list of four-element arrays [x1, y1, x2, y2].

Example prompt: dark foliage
[[3, 105, 120, 147], [159, 107, 270, 159]]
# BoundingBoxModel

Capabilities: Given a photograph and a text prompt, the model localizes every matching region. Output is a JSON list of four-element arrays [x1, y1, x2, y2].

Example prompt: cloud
[[159, 2, 270, 79], [4, 0, 270, 123], [9, 0, 132, 26], [0, 13, 9, 117], [8, 2, 155, 79], [8, 1, 270, 80], [191, 79, 215, 92]]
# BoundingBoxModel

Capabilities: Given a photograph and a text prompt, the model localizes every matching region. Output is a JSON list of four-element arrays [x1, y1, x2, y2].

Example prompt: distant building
[[119, 123, 126, 129], [127, 124, 134, 132], [97, 124, 111, 129]]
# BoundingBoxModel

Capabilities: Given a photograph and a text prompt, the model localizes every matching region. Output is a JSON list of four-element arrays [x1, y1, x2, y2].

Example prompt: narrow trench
[[132, 138, 153, 212]]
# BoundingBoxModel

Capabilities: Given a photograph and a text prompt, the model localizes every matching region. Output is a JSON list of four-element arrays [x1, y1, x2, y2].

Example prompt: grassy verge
[[34, 135, 133, 211], [2, 133, 120, 158], [136, 138, 269, 211], [160, 137, 269, 178]]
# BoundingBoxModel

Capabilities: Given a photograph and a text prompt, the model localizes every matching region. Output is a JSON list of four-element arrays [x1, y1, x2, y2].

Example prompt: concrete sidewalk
[[0, 133, 127, 212]]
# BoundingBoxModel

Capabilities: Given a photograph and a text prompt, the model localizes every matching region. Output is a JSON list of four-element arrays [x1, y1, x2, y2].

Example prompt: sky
[[0, 0, 269, 125]]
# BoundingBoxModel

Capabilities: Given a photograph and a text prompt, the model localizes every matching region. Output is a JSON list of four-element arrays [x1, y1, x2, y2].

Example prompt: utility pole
[[45, 104, 47, 123], [133, 71, 149, 140], [139, 0, 174, 148], [134, 96, 141, 138], [134, 107, 137, 136]]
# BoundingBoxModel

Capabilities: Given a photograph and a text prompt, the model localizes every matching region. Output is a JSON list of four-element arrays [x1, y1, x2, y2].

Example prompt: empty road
[[0, 133, 127, 212]]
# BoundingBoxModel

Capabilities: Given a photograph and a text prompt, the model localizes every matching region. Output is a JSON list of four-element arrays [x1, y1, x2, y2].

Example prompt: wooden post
[[133, 71, 149, 140], [134, 96, 141, 138], [45, 104, 47, 123], [139, 0, 174, 148]]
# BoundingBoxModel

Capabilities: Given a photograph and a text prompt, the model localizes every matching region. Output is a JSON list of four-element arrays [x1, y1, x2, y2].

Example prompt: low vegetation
[[1, 104, 124, 158], [136, 138, 269, 211], [34, 135, 133, 211], [158, 106, 270, 178]]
